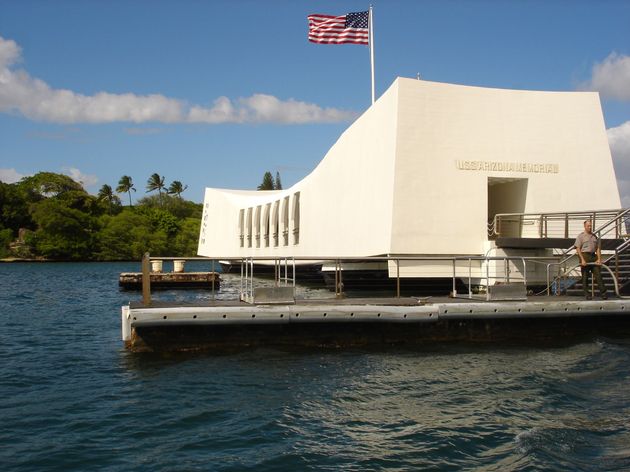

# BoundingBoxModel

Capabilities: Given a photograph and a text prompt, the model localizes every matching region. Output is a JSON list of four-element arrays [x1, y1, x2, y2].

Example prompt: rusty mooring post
[[211, 259, 215, 301], [142, 252, 151, 306]]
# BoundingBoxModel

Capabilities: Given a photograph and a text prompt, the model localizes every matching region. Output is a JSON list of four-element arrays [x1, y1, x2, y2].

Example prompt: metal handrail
[[490, 208, 628, 238], [546, 230, 630, 297], [139, 251, 626, 304], [450, 255, 529, 300], [545, 209, 630, 291], [230, 254, 560, 301], [545, 262, 622, 298], [594, 208, 630, 240]]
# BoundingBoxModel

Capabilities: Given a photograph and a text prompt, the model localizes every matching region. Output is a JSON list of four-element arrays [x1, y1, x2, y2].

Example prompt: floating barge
[[119, 271, 221, 290], [122, 295, 630, 352], [121, 254, 630, 352], [119, 257, 221, 290]]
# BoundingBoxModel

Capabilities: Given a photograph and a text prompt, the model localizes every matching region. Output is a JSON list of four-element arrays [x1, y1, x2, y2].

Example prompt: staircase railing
[[545, 209, 630, 295], [546, 262, 621, 297], [489, 208, 628, 239]]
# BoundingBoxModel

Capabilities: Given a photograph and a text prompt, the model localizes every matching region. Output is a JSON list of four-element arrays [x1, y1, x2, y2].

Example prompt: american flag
[[307, 11, 369, 45]]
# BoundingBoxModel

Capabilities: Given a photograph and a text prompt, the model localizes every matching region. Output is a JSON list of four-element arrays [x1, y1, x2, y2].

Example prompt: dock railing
[[489, 208, 629, 239], [546, 261, 621, 297], [545, 210, 630, 297], [217, 254, 564, 302], [138, 252, 623, 305]]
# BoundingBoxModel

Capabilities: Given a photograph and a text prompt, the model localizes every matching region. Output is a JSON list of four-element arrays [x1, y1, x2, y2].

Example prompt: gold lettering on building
[[455, 160, 559, 173]]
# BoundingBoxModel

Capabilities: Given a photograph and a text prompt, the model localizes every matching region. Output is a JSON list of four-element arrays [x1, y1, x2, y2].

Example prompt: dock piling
[[142, 252, 152, 306]]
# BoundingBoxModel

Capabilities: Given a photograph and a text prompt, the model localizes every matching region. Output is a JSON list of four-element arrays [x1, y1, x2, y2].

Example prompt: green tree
[[97, 184, 121, 214], [18, 172, 84, 200], [146, 173, 166, 205], [257, 171, 275, 190], [145, 207, 180, 236], [0, 228, 13, 258], [0, 181, 32, 234], [137, 194, 202, 219], [96, 210, 168, 260], [116, 175, 136, 206], [168, 180, 188, 198], [0, 169, 205, 261], [173, 217, 201, 256], [56, 190, 103, 217], [274, 171, 282, 190], [30, 199, 96, 260]]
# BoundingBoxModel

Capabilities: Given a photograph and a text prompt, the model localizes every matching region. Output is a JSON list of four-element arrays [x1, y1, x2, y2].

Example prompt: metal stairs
[[487, 208, 630, 296], [545, 210, 630, 296], [560, 243, 630, 296]]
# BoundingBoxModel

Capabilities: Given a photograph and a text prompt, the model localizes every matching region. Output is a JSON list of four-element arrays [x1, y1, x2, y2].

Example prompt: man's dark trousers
[[581, 252, 607, 297]]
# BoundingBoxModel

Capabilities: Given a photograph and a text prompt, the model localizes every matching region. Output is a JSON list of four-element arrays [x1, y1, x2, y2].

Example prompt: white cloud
[[0, 36, 20, 68], [62, 167, 98, 188], [582, 53, 630, 101], [0, 168, 27, 183], [608, 121, 630, 206], [0, 166, 99, 189], [187, 94, 358, 124], [0, 36, 357, 125]]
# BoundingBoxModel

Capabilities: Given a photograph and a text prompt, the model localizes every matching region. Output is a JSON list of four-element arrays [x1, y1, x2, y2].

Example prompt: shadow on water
[[118, 335, 630, 371]]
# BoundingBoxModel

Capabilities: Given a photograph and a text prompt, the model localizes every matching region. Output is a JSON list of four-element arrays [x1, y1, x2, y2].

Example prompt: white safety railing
[[489, 208, 629, 239], [216, 254, 565, 303], [137, 252, 625, 305], [545, 210, 630, 296]]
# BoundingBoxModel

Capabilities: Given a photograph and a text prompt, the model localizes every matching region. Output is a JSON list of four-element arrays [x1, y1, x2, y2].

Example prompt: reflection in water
[[1, 263, 630, 471], [145, 272, 336, 304], [116, 341, 630, 470]]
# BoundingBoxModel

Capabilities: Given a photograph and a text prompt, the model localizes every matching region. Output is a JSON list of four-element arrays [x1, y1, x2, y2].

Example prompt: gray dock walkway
[[123, 295, 630, 352]]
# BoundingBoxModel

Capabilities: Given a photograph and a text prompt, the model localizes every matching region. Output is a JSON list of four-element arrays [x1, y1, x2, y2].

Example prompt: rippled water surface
[[1, 262, 630, 471]]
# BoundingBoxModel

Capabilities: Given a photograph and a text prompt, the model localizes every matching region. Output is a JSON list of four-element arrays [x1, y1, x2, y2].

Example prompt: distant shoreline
[[1, 258, 48, 263], [0, 258, 137, 263]]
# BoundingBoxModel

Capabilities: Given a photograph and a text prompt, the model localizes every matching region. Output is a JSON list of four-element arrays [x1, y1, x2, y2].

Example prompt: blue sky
[[1, 0, 629, 203]]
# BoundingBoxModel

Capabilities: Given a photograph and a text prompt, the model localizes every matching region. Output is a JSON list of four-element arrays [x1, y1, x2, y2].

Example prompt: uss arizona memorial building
[[197, 78, 620, 281]]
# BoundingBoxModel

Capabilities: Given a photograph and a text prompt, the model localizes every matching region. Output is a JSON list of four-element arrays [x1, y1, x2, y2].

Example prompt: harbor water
[[1, 262, 630, 471]]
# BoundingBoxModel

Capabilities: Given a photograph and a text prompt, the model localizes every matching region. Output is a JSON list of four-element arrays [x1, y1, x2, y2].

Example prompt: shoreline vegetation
[[0, 172, 202, 262]]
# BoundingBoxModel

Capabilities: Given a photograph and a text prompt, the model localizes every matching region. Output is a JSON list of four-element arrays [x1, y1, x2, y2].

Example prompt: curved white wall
[[198, 78, 620, 259]]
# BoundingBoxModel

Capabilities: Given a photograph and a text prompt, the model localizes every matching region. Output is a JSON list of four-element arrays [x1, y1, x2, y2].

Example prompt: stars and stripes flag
[[307, 11, 370, 45]]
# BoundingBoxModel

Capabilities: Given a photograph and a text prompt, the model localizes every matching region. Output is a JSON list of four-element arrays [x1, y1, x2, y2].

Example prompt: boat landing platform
[[122, 295, 630, 352], [119, 271, 221, 290]]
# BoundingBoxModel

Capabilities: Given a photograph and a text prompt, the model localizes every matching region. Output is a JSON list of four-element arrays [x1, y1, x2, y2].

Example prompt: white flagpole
[[369, 5, 375, 105]]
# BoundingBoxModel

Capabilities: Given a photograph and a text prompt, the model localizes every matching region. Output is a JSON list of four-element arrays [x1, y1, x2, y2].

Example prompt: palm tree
[[146, 173, 166, 204], [168, 180, 188, 198], [97, 184, 121, 213], [116, 175, 136, 207]]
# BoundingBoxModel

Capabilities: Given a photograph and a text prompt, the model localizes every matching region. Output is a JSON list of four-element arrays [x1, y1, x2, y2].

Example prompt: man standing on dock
[[575, 220, 608, 300]]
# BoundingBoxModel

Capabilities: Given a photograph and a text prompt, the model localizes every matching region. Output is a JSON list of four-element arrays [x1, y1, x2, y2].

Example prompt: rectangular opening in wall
[[254, 205, 261, 248], [239, 209, 244, 247], [292, 192, 300, 245], [282, 197, 289, 246], [488, 177, 528, 238], [272, 201, 279, 247], [263, 203, 271, 247], [246, 207, 253, 248]]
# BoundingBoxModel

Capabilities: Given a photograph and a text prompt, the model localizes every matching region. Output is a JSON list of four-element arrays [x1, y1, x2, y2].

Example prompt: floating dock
[[122, 296, 630, 352], [119, 256, 221, 290], [119, 271, 221, 290], [121, 253, 630, 352]]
